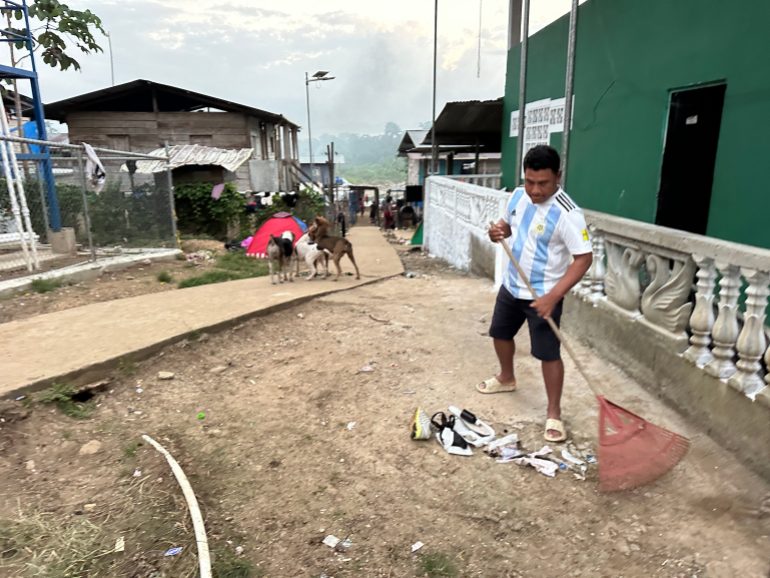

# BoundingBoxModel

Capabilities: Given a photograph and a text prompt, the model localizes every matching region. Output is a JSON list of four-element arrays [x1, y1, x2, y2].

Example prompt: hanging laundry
[[211, 183, 225, 200], [82, 143, 106, 194]]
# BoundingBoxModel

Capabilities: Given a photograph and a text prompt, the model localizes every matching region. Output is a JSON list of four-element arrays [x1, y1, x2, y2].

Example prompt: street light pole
[[304, 70, 335, 189], [305, 72, 313, 181], [561, 0, 579, 187], [107, 31, 115, 86], [514, 0, 530, 183], [430, 0, 439, 176]]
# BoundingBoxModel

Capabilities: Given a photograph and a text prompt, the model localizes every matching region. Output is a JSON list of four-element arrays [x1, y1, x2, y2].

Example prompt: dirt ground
[[0, 241, 769, 577], [0, 240, 226, 324]]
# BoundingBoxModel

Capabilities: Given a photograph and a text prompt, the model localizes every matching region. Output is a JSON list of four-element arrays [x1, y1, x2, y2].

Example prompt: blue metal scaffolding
[[1, 0, 61, 231]]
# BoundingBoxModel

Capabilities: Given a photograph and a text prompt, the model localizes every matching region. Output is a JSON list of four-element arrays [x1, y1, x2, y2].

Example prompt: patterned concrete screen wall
[[423, 176, 510, 286]]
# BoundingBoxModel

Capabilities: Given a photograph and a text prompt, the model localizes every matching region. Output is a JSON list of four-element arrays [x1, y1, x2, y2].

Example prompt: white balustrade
[[581, 209, 770, 401], [727, 268, 769, 397], [765, 343, 770, 388], [705, 263, 741, 380], [589, 229, 606, 303], [640, 254, 695, 337], [683, 255, 717, 367], [603, 239, 644, 315]]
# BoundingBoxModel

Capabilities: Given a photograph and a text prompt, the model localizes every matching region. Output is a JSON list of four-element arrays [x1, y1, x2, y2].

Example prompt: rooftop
[[44, 79, 299, 128]]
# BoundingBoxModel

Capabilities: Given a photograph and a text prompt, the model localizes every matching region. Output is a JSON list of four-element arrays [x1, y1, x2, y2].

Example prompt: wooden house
[[44, 79, 301, 192]]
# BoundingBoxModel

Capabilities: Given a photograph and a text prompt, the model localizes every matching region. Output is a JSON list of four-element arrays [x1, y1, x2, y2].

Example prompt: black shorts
[[489, 286, 563, 361]]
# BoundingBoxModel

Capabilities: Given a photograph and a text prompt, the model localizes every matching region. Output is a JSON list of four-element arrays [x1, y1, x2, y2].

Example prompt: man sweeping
[[480, 145, 593, 443]]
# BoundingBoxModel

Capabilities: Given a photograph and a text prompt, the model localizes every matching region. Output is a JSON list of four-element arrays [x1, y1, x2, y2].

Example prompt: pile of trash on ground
[[411, 406, 596, 480]]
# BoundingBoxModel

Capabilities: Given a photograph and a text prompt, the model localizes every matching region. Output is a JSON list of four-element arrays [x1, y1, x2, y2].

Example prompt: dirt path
[[0, 247, 768, 577], [0, 240, 223, 324]]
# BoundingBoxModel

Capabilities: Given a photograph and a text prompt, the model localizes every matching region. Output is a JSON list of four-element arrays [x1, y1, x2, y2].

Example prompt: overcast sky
[[23, 0, 581, 136]]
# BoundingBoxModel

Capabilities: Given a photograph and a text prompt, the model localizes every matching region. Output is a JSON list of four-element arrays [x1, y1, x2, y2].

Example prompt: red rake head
[[597, 396, 690, 492]]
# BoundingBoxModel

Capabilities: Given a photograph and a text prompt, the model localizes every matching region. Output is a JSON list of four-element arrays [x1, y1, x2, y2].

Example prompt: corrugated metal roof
[[422, 99, 503, 152], [407, 130, 429, 146], [397, 129, 429, 154], [44, 79, 300, 127], [129, 144, 253, 174]]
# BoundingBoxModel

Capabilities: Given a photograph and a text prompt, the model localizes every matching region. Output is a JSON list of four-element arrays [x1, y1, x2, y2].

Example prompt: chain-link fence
[[1, 135, 176, 281]]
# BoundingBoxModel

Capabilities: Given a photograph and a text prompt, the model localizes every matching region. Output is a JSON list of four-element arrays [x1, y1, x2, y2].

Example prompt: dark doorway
[[656, 83, 726, 235]]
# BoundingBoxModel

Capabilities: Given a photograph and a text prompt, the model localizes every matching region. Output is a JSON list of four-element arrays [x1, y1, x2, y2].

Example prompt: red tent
[[246, 212, 307, 258]]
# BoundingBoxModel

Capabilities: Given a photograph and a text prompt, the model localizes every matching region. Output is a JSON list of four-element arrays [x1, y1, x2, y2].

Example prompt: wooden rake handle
[[490, 221, 602, 398]]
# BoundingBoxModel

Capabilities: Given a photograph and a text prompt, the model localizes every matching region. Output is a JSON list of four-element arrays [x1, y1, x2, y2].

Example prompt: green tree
[[384, 122, 401, 137], [4, 0, 105, 71]]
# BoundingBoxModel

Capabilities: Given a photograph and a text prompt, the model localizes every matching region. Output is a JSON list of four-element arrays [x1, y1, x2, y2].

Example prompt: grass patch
[[212, 546, 261, 578], [215, 252, 268, 277], [123, 440, 141, 459], [156, 270, 174, 284], [37, 383, 94, 419], [178, 253, 268, 289], [420, 552, 459, 578], [0, 510, 112, 577], [178, 270, 245, 289], [118, 358, 138, 377], [30, 278, 62, 293]]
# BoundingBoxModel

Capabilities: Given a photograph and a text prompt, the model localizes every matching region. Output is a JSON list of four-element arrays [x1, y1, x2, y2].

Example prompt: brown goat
[[308, 216, 360, 281]]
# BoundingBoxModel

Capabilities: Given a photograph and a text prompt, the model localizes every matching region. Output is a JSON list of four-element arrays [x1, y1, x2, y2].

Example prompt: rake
[[494, 231, 690, 491]]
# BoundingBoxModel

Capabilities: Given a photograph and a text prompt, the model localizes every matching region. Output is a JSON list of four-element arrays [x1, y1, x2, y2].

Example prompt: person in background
[[336, 204, 347, 238], [383, 196, 395, 230]]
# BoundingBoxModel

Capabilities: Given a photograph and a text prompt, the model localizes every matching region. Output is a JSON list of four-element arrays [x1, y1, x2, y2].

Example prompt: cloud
[[30, 0, 577, 143]]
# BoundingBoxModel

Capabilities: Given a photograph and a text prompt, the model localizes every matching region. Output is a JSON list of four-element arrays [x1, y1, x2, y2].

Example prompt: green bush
[[0, 178, 175, 248], [156, 271, 173, 283], [30, 278, 62, 293], [242, 188, 326, 240], [174, 182, 243, 239]]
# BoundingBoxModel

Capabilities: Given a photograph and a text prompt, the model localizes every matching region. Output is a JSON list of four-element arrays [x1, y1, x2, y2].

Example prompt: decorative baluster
[[578, 270, 592, 298], [766, 343, 770, 387], [589, 228, 606, 303], [760, 344, 770, 406], [574, 228, 594, 298], [683, 255, 717, 367], [705, 263, 741, 380], [727, 268, 770, 397]]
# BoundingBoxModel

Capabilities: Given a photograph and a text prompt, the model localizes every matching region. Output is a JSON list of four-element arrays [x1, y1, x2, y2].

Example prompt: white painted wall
[[424, 176, 510, 287]]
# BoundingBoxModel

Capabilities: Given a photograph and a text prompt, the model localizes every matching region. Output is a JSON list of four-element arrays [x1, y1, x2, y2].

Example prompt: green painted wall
[[502, 0, 770, 248], [418, 159, 466, 185]]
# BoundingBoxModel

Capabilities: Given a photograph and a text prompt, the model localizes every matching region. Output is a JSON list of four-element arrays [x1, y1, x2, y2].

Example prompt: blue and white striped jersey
[[503, 186, 592, 300]]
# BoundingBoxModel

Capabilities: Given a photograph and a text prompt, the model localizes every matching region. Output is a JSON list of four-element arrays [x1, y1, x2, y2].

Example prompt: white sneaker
[[410, 408, 433, 440]]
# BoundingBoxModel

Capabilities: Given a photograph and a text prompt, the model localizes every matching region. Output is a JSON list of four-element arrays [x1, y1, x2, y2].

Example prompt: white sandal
[[544, 418, 567, 443], [431, 412, 473, 456], [447, 406, 496, 447]]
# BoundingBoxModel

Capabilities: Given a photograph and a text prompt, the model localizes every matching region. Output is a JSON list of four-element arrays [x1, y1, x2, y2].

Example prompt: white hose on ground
[[142, 434, 212, 578]]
